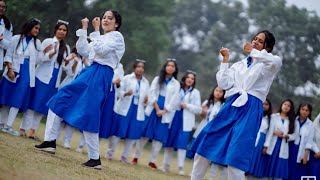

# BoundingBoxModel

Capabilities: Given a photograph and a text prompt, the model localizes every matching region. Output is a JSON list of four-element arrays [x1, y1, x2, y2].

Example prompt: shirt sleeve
[[216, 63, 236, 90], [90, 31, 125, 57]]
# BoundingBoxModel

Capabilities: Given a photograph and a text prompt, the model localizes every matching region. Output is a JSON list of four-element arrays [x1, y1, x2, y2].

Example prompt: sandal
[[19, 129, 27, 137], [28, 135, 40, 141]]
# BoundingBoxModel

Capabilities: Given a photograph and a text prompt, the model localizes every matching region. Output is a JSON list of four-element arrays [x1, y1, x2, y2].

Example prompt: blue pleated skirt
[[308, 151, 320, 178], [0, 59, 31, 111], [287, 142, 308, 179], [265, 138, 288, 179], [112, 100, 144, 139], [99, 87, 115, 138], [29, 68, 59, 115], [141, 95, 169, 143], [163, 110, 191, 150], [188, 94, 263, 171], [47, 63, 114, 133], [186, 138, 196, 159], [247, 132, 269, 178]]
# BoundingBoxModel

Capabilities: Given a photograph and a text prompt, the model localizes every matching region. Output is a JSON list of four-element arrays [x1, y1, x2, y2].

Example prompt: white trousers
[[122, 139, 135, 159], [149, 140, 162, 163], [20, 109, 43, 130], [191, 154, 245, 180], [83, 131, 99, 160], [0, 106, 9, 125], [134, 138, 148, 158], [107, 136, 136, 159], [63, 124, 74, 144], [163, 148, 187, 168]]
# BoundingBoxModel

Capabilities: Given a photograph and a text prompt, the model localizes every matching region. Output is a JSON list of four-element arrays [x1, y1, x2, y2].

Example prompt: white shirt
[[255, 116, 270, 146], [217, 49, 282, 107], [145, 76, 180, 124], [75, 29, 125, 69], [264, 113, 299, 159], [173, 88, 202, 131], [193, 100, 223, 138], [312, 113, 320, 153], [3, 35, 41, 87], [59, 55, 86, 89], [293, 117, 314, 163], [35, 36, 70, 87], [114, 72, 150, 121], [0, 18, 12, 70]]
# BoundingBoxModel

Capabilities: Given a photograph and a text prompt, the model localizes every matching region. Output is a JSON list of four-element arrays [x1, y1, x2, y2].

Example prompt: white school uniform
[[0, 19, 12, 70], [292, 117, 314, 162], [35, 36, 70, 87], [311, 113, 320, 154], [145, 76, 181, 124], [175, 88, 202, 131], [114, 72, 150, 121], [3, 35, 41, 87], [264, 113, 299, 159], [193, 100, 223, 138]]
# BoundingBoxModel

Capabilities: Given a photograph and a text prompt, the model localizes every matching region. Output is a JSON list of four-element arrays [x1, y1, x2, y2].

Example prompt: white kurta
[[311, 113, 320, 154], [0, 19, 12, 70], [255, 115, 270, 146]]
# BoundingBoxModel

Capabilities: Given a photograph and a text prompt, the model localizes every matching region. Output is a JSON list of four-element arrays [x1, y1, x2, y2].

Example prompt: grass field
[[0, 117, 207, 180]]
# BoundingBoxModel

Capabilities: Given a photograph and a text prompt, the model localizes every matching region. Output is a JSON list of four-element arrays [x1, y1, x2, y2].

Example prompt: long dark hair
[[206, 86, 225, 108], [296, 103, 312, 120], [16, 18, 41, 51], [252, 30, 276, 53], [278, 99, 295, 134], [0, 1, 10, 30], [180, 71, 196, 90], [158, 60, 178, 87], [54, 22, 69, 65], [102, 10, 122, 31], [264, 98, 273, 121]]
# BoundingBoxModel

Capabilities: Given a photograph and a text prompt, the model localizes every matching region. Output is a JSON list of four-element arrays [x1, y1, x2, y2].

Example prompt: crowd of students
[[0, 1, 319, 179]]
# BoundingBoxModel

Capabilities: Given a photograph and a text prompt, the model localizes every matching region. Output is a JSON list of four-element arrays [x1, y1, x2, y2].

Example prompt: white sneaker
[[2, 126, 20, 136], [76, 146, 83, 153], [64, 141, 71, 149], [178, 167, 185, 176], [159, 164, 170, 173]]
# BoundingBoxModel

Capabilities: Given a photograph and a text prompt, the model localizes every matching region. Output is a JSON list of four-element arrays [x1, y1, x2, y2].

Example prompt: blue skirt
[[265, 138, 288, 179], [47, 63, 114, 133], [141, 95, 169, 144], [29, 68, 59, 115], [308, 151, 320, 178], [0, 59, 31, 111], [112, 101, 144, 139], [188, 94, 263, 171], [247, 132, 269, 178], [99, 88, 115, 138], [163, 110, 191, 150], [186, 138, 196, 159], [287, 142, 308, 179]]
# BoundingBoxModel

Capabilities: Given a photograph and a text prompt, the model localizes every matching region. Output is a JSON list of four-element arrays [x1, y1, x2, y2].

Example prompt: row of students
[[247, 99, 320, 179], [0, 18, 72, 140]]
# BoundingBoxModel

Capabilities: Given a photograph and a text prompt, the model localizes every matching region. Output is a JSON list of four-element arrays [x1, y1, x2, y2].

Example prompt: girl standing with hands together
[[189, 30, 282, 180], [263, 99, 297, 180], [35, 10, 125, 170], [0, 18, 41, 136], [161, 71, 202, 175], [132, 59, 180, 169]]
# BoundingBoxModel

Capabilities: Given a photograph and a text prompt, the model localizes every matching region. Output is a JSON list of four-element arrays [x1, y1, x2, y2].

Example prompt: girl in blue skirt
[[189, 30, 282, 180], [107, 60, 149, 163], [35, 10, 125, 170], [132, 59, 180, 170], [247, 99, 272, 179], [0, 0, 13, 131], [187, 86, 226, 179], [161, 71, 202, 175], [19, 20, 70, 139], [287, 103, 314, 179], [0, 18, 41, 136], [263, 99, 297, 180], [309, 113, 320, 178]]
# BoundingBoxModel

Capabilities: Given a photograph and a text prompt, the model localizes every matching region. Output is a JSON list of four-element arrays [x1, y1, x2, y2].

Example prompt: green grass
[[0, 117, 201, 180]]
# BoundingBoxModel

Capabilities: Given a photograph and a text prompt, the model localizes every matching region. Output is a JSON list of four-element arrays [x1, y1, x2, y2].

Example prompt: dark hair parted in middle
[[252, 30, 276, 53]]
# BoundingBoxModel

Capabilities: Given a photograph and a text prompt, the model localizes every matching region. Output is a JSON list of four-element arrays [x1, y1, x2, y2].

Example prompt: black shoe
[[35, 140, 56, 154], [82, 158, 102, 170]]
